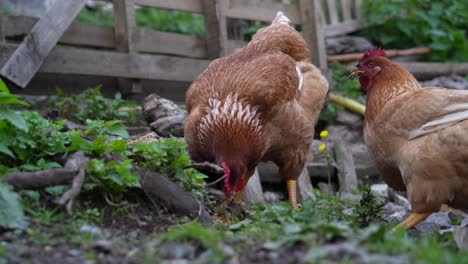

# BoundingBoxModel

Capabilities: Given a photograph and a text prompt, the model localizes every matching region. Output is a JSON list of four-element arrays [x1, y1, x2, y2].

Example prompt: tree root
[[4, 151, 89, 213]]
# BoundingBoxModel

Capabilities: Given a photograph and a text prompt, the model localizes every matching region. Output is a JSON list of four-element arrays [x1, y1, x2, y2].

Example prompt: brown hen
[[185, 12, 329, 209], [349, 49, 468, 229]]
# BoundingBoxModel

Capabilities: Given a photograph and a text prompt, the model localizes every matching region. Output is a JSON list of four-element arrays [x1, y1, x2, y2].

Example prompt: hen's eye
[[368, 61, 374, 67]]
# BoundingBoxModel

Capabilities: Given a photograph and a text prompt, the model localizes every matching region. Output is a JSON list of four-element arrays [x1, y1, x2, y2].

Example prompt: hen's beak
[[346, 64, 364, 79]]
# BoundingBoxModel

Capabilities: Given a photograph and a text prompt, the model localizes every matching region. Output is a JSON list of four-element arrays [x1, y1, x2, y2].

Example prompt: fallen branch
[[138, 168, 213, 225], [327, 47, 431, 62], [4, 152, 89, 190], [329, 93, 365, 116], [184, 162, 224, 178]]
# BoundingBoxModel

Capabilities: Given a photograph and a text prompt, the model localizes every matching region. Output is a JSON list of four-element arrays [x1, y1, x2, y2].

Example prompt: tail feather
[[273, 11, 293, 27]]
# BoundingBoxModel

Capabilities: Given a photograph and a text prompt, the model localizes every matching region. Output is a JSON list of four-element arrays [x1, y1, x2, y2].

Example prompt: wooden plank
[[137, 28, 206, 58], [324, 19, 365, 37], [4, 15, 206, 58], [114, 0, 141, 94], [0, 44, 210, 82], [135, 0, 203, 13], [225, 0, 301, 24], [327, 0, 339, 24], [0, 0, 86, 88], [202, 0, 228, 59], [299, 0, 327, 69], [340, 0, 352, 21], [0, 0, 4, 42], [354, 0, 362, 19]]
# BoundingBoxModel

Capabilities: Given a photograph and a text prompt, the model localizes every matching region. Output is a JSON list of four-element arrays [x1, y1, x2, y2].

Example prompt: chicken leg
[[394, 212, 431, 231], [287, 179, 298, 210]]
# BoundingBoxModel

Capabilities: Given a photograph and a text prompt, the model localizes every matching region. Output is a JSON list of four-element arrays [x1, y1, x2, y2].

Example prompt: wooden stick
[[327, 47, 431, 62], [329, 93, 366, 116]]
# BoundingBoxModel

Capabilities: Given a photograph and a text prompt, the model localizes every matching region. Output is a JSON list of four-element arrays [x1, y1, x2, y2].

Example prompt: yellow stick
[[329, 93, 366, 116]]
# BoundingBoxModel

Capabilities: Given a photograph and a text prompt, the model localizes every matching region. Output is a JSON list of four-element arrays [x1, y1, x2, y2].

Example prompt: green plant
[[53, 86, 138, 125], [0, 111, 73, 169], [350, 182, 385, 228], [136, 7, 204, 35], [130, 138, 207, 199], [360, 0, 468, 62]]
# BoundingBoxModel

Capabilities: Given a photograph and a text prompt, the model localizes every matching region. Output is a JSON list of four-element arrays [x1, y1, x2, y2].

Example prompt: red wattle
[[234, 177, 244, 193], [222, 162, 231, 196]]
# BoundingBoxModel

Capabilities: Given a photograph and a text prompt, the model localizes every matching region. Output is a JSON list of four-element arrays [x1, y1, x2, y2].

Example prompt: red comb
[[360, 48, 387, 62]]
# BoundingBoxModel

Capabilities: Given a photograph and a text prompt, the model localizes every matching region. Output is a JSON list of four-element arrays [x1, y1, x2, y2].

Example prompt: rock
[[340, 192, 362, 203], [243, 169, 265, 204], [342, 208, 354, 216], [80, 225, 102, 235], [382, 203, 408, 223], [420, 75, 468, 90], [297, 168, 313, 202], [326, 36, 375, 55], [370, 184, 389, 201], [415, 212, 452, 234], [68, 249, 81, 257], [94, 239, 113, 254], [454, 219, 468, 250], [388, 188, 411, 211], [317, 182, 336, 194], [263, 191, 284, 203], [306, 242, 406, 263], [336, 110, 363, 129]]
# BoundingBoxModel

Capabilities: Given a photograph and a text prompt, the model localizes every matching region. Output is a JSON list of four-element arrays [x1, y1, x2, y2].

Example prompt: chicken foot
[[394, 212, 431, 231], [287, 180, 298, 210]]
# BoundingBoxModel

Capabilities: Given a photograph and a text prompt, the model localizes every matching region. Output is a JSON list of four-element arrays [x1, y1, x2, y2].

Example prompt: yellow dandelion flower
[[320, 130, 329, 138], [319, 143, 327, 152]]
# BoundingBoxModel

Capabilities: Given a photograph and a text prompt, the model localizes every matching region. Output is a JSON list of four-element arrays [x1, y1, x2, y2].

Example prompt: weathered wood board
[[0, 0, 87, 88]]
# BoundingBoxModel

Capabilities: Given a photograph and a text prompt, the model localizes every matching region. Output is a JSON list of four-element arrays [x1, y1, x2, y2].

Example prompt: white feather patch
[[408, 107, 468, 140], [276, 11, 292, 26], [198, 93, 263, 145], [296, 66, 304, 92]]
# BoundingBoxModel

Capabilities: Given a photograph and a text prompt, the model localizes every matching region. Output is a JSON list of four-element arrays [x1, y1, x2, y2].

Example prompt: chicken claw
[[287, 180, 299, 210], [392, 212, 431, 231]]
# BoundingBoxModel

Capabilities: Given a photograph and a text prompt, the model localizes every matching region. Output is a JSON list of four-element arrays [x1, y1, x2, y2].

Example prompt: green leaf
[[0, 79, 9, 93], [0, 108, 28, 132], [0, 144, 14, 158], [0, 180, 27, 229]]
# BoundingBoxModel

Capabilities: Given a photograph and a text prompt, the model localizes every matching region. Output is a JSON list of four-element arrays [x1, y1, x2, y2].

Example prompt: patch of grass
[[360, 0, 468, 62], [52, 86, 138, 126]]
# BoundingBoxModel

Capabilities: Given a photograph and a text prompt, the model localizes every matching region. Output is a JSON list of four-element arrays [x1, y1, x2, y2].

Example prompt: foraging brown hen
[[184, 12, 328, 209], [349, 49, 468, 229]]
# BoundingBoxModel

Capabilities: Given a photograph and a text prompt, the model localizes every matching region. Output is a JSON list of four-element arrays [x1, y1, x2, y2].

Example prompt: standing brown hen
[[185, 12, 328, 209], [349, 49, 468, 229]]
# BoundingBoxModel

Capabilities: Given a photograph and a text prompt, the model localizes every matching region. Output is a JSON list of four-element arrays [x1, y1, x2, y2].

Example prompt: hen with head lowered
[[184, 12, 329, 210]]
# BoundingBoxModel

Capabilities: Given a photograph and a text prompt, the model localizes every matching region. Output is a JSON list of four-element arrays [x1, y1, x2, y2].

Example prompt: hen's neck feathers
[[198, 93, 269, 165], [365, 61, 421, 123]]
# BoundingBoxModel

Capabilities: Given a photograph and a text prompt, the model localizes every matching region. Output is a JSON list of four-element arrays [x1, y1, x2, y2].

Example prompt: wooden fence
[[0, 0, 365, 95]]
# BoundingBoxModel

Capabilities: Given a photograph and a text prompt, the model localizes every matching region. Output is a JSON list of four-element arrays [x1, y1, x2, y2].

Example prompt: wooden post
[[113, 0, 142, 96], [0, 0, 4, 43], [0, 0, 86, 88], [202, 0, 228, 59], [299, 0, 327, 69]]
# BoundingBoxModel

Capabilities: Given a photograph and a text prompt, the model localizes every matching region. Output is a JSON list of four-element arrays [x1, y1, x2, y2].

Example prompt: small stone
[[263, 191, 284, 203], [340, 192, 362, 203], [453, 219, 468, 250], [80, 225, 102, 235], [415, 212, 451, 234], [370, 184, 389, 201], [68, 249, 81, 257], [381, 203, 408, 223], [94, 239, 112, 254], [342, 208, 354, 216]]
